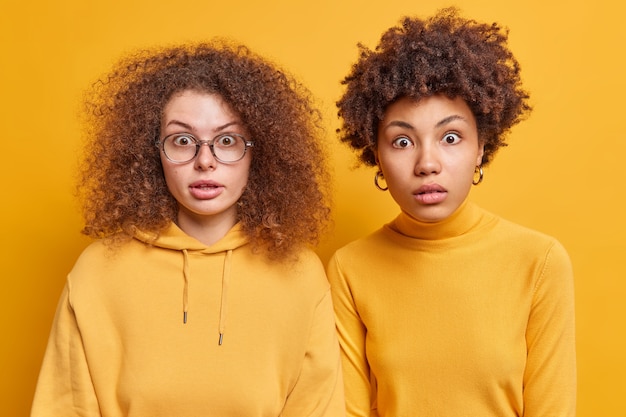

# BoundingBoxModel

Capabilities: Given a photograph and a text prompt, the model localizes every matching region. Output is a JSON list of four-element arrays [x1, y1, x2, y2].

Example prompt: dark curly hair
[[78, 40, 331, 259], [337, 7, 532, 166]]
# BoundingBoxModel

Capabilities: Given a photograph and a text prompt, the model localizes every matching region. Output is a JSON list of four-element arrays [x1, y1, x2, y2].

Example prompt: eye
[[215, 135, 238, 147], [172, 134, 195, 146], [442, 132, 461, 145], [391, 136, 414, 149]]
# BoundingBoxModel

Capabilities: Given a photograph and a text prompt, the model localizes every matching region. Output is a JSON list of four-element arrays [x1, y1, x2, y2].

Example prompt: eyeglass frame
[[156, 132, 255, 164]]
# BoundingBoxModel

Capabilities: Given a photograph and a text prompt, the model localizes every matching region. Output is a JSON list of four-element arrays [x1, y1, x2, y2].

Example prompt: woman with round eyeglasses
[[327, 8, 576, 417], [31, 42, 345, 416]]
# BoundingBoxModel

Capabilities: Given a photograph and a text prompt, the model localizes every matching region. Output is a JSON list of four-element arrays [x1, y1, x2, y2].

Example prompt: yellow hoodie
[[31, 223, 345, 416]]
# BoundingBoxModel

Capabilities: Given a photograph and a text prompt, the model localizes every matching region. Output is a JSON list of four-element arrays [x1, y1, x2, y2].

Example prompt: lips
[[414, 183, 448, 204], [189, 180, 224, 199], [190, 180, 221, 189], [192, 183, 217, 190]]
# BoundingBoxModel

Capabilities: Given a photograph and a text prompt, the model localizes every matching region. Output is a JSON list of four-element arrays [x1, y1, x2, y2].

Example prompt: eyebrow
[[384, 120, 414, 130], [435, 115, 467, 128], [383, 114, 468, 131], [164, 119, 241, 133]]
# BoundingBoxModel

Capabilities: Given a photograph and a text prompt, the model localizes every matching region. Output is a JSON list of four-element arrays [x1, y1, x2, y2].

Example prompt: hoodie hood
[[134, 222, 249, 345]]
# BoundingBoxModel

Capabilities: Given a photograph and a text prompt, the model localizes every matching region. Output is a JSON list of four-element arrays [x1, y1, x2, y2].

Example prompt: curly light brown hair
[[337, 7, 532, 166], [78, 40, 330, 258]]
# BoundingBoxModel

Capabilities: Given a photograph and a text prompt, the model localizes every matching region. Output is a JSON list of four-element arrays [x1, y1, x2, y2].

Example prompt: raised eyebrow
[[382, 120, 415, 131], [214, 121, 241, 133], [435, 115, 467, 128], [165, 120, 194, 131], [382, 115, 468, 134], [164, 120, 242, 134]]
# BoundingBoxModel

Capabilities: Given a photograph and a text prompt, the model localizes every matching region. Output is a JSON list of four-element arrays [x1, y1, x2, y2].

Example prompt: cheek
[[459, 160, 478, 179], [160, 161, 182, 192], [237, 167, 251, 193], [457, 163, 479, 191], [160, 162, 173, 182], [378, 150, 411, 174], [159, 155, 170, 177], [379, 164, 411, 195]]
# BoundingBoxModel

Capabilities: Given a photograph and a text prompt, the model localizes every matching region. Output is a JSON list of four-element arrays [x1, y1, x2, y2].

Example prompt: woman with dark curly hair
[[31, 41, 345, 417], [327, 8, 576, 417]]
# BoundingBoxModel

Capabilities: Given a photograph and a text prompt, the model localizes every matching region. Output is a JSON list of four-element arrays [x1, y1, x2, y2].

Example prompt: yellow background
[[1, 0, 623, 415]]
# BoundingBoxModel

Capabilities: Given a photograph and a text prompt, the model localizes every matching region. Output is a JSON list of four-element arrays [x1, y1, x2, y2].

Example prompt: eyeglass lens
[[163, 133, 248, 163]]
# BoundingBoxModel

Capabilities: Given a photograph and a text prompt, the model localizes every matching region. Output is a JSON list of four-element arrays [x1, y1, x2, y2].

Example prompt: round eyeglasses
[[157, 133, 254, 164]]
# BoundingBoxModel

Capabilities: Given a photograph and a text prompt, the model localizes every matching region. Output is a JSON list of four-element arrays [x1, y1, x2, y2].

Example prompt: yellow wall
[[1, 0, 623, 415]]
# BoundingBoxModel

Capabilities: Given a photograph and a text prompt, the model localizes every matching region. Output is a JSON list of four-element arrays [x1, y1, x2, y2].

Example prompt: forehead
[[164, 90, 233, 116], [382, 95, 474, 123], [162, 90, 244, 133]]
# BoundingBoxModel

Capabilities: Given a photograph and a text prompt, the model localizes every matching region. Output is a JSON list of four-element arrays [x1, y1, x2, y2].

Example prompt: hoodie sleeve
[[326, 253, 374, 417], [281, 289, 346, 417], [31, 282, 100, 417]]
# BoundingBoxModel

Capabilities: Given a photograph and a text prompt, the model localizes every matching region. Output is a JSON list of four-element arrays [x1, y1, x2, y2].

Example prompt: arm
[[524, 240, 577, 416], [31, 283, 100, 417], [327, 254, 376, 417], [282, 289, 346, 417]]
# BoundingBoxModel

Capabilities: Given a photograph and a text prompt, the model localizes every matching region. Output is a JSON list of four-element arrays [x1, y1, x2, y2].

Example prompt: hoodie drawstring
[[182, 249, 190, 324], [218, 250, 232, 345], [180, 248, 232, 346]]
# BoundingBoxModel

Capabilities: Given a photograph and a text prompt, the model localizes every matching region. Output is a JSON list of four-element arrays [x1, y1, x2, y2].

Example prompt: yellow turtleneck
[[327, 201, 576, 417]]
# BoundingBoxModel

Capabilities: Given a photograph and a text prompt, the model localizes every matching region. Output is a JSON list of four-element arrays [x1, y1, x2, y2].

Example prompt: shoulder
[[492, 221, 576, 301], [294, 249, 333, 303], [70, 240, 112, 274], [244, 246, 330, 295], [331, 227, 389, 260], [68, 238, 150, 287], [326, 227, 391, 286], [72, 237, 144, 267], [496, 216, 569, 253], [285, 247, 328, 287], [485, 214, 573, 280]]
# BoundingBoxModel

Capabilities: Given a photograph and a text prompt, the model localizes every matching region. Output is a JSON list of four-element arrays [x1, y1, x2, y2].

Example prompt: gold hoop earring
[[472, 165, 484, 185], [374, 170, 388, 191]]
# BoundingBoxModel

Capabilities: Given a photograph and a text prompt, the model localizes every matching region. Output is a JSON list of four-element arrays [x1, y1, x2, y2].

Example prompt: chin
[[411, 207, 453, 223]]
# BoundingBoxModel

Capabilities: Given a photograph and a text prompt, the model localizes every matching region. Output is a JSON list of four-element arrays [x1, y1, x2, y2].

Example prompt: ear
[[371, 144, 380, 167], [476, 140, 485, 166]]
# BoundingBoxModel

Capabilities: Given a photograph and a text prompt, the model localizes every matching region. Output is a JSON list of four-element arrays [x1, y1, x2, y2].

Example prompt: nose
[[195, 142, 217, 170], [414, 143, 441, 176]]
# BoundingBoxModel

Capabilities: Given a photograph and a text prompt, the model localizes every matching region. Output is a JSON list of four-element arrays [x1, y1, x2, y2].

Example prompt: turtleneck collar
[[387, 200, 491, 241]]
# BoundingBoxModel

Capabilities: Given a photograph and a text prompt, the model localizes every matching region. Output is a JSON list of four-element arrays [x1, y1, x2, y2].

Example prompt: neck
[[176, 208, 238, 246]]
